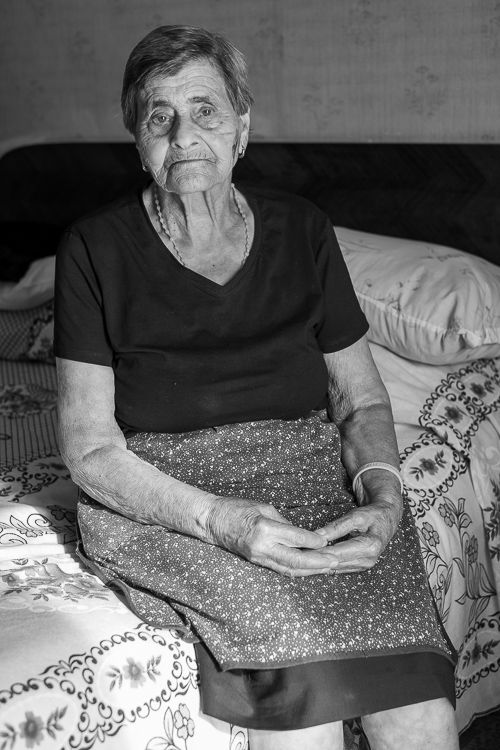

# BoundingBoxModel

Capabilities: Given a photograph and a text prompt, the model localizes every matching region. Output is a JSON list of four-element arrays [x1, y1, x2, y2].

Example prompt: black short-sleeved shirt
[[55, 185, 368, 436]]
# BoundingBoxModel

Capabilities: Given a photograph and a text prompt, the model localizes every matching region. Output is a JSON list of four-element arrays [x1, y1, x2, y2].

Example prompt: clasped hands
[[207, 491, 404, 578]]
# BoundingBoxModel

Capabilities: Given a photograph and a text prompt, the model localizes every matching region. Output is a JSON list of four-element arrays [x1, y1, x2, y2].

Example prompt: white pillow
[[0, 256, 55, 310], [336, 226, 500, 364]]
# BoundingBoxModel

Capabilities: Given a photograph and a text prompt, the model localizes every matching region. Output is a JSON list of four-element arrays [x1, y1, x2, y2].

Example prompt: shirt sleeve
[[314, 215, 369, 352], [54, 228, 113, 366]]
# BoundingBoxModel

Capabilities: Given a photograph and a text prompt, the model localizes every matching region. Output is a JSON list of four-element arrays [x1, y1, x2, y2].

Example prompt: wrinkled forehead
[[138, 58, 233, 109]]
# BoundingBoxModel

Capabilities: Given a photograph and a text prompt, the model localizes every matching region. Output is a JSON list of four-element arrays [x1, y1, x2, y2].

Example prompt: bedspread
[[0, 361, 244, 750], [371, 344, 500, 727]]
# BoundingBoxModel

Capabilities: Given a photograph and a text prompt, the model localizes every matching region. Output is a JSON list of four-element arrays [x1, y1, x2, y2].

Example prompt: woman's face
[[135, 58, 249, 195]]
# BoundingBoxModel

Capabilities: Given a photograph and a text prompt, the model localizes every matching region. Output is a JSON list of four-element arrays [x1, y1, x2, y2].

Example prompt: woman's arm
[[57, 357, 218, 540], [316, 335, 404, 572], [57, 357, 331, 576]]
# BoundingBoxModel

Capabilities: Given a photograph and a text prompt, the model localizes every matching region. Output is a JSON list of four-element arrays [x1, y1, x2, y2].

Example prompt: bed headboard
[[1, 142, 500, 266]]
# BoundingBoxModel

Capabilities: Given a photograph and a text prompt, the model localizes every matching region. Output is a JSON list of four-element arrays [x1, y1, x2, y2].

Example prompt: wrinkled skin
[[135, 58, 249, 196]]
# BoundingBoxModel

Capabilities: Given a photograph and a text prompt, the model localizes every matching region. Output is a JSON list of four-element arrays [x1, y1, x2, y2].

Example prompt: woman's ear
[[238, 111, 250, 154], [135, 143, 149, 172]]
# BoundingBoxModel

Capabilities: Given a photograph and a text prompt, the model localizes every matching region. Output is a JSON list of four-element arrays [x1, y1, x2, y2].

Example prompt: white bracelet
[[352, 461, 404, 503]]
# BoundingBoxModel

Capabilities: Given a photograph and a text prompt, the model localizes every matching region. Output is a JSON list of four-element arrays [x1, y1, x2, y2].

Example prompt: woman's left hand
[[315, 493, 403, 573], [320, 338, 405, 574]]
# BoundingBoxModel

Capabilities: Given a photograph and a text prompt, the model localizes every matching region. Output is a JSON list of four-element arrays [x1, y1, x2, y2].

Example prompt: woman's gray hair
[[121, 25, 253, 134]]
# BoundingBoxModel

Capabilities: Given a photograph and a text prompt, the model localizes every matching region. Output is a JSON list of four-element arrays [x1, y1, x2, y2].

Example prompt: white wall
[[2, 0, 500, 154]]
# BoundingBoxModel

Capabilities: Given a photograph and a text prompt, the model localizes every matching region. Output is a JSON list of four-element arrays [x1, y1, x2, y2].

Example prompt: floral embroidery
[[47, 505, 76, 523], [420, 521, 439, 547], [0, 511, 75, 547], [438, 502, 454, 527], [19, 711, 44, 748], [0, 385, 56, 418], [446, 499, 494, 625], [0, 707, 67, 749], [107, 655, 162, 691], [465, 536, 479, 564], [0, 562, 111, 605], [409, 450, 446, 480], [123, 658, 147, 688], [417, 497, 496, 626], [146, 706, 195, 750], [469, 382, 487, 398], [0, 460, 72, 506], [482, 478, 500, 561], [461, 636, 500, 668], [420, 457, 440, 474], [2, 623, 200, 749], [174, 704, 195, 741], [418, 359, 500, 456], [442, 405, 464, 423]]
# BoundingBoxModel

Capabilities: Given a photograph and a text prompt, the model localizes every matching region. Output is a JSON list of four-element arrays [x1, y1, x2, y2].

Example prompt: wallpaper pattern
[[1, 0, 500, 152]]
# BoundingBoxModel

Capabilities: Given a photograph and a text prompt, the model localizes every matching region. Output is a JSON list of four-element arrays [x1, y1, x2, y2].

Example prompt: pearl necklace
[[153, 184, 250, 268]]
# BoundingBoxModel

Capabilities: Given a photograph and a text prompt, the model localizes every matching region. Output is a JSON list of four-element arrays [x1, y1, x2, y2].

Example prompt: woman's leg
[[362, 697, 459, 750], [249, 721, 344, 750]]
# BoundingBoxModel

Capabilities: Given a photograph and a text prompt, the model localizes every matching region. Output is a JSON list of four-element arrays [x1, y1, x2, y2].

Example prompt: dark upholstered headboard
[[1, 142, 500, 270]]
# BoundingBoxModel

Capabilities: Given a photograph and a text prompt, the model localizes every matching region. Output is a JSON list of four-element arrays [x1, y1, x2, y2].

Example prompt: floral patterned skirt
[[77, 412, 456, 727]]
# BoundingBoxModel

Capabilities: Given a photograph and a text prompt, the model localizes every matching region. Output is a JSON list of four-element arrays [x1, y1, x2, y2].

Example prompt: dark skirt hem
[[219, 645, 456, 672], [195, 644, 456, 730]]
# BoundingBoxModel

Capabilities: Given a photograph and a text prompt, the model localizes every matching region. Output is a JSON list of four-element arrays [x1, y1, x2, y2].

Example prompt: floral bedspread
[[371, 344, 500, 730], [0, 467, 246, 750], [0, 362, 244, 750], [0, 352, 499, 749]]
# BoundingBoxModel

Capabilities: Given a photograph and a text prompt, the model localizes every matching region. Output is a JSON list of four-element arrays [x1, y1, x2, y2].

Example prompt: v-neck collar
[[138, 183, 262, 297]]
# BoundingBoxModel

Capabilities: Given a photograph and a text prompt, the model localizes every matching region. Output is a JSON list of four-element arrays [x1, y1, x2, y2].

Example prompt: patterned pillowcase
[[337, 226, 500, 364], [0, 301, 54, 362]]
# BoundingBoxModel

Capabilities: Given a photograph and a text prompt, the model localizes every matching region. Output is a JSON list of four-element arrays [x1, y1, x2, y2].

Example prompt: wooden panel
[[1, 1, 500, 149]]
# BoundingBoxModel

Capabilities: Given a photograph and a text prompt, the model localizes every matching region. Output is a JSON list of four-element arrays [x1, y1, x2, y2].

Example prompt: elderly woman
[[55, 25, 459, 750]]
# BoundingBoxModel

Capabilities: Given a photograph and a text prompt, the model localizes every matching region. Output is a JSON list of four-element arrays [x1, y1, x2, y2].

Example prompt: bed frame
[[1, 142, 500, 266]]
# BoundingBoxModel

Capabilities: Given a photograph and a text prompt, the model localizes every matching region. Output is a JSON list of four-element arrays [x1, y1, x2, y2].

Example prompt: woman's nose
[[170, 113, 199, 149]]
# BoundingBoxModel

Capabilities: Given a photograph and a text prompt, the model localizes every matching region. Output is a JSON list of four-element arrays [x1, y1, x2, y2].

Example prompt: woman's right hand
[[206, 497, 338, 577]]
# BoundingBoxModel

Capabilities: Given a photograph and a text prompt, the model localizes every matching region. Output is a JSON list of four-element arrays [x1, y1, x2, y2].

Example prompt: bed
[[0, 142, 499, 750]]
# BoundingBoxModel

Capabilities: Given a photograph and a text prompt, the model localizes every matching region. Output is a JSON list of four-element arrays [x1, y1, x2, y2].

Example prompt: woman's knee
[[361, 697, 459, 750], [248, 720, 343, 750]]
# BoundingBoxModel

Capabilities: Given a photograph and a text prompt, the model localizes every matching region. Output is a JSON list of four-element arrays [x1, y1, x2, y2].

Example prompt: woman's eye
[[151, 114, 170, 127], [200, 107, 214, 118]]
